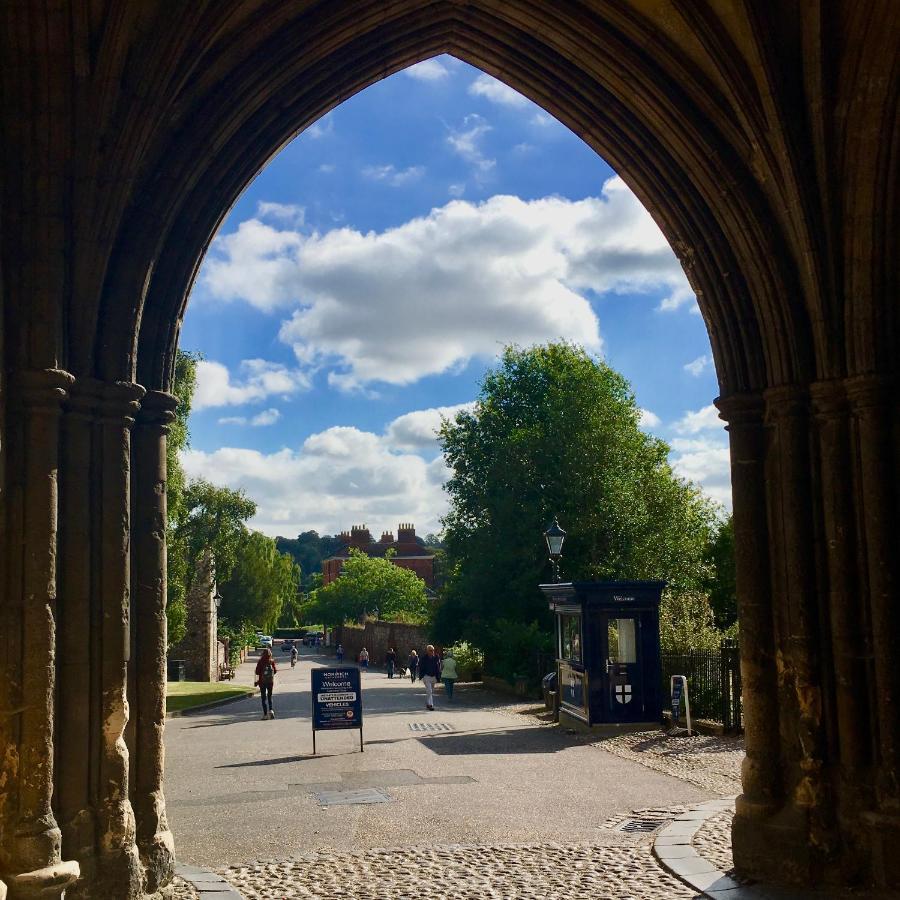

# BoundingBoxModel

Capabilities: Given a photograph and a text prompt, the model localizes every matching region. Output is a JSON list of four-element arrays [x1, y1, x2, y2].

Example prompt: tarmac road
[[164, 644, 711, 867]]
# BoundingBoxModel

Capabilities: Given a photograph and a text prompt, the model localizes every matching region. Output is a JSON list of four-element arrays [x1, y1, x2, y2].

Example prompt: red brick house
[[322, 523, 435, 587]]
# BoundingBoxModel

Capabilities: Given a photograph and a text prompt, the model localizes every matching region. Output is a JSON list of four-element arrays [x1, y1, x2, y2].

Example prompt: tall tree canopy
[[220, 530, 301, 633], [276, 530, 345, 588], [165, 349, 199, 645], [301, 549, 429, 629], [435, 343, 720, 666]]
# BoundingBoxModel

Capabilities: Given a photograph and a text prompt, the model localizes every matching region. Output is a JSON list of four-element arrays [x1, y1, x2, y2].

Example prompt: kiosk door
[[604, 616, 643, 721]]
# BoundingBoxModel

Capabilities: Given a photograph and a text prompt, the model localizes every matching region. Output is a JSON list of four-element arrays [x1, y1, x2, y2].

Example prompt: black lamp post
[[212, 587, 223, 609], [372, 606, 380, 620], [544, 517, 567, 583]]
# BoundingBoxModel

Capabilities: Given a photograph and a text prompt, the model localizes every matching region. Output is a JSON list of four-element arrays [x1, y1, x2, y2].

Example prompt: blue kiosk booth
[[541, 580, 664, 730]]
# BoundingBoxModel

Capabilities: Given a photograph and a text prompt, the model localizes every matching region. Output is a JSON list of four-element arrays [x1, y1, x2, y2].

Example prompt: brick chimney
[[397, 522, 416, 545], [379, 531, 394, 544], [349, 524, 371, 548]]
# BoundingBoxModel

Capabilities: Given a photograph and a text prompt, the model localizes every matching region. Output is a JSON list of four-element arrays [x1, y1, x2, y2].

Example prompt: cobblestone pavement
[[172, 874, 199, 899], [690, 806, 736, 875], [594, 730, 744, 795], [219, 841, 697, 899]]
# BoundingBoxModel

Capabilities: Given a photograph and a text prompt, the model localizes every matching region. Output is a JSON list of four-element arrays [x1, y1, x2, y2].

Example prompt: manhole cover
[[408, 722, 454, 732], [618, 816, 669, 833], [313, 788, 392, 807]]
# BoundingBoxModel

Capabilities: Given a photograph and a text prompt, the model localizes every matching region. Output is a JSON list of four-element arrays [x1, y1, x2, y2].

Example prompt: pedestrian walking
[[441, 649, 459, 700], [385, 647, 396, 678], [254, 648, 277, 720], [336, 643, 344, 663], [359, 647, 369, 669], [407, 649, 419, 683], [290, 645, 298, 668], [419, 644, 441, 711]]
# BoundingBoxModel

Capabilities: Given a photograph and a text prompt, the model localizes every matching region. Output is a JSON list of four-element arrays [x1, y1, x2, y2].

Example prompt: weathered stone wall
[[168, 553, 218, 682], [335, 622, 432, 667]]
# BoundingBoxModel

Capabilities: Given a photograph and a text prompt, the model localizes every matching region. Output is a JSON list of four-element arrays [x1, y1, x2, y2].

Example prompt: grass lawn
[[166, 681, 255, 713]]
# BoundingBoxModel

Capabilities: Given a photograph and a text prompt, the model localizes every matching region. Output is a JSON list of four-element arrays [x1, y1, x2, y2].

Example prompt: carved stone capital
[[136, 390, 178, 429], [763, 383, 808, 422], [714, 391, 763, 429], [809, 379, 849, 419], [64, 378, 145, 426], [845, 373, 895, 412], [12, 368, 74, 411]]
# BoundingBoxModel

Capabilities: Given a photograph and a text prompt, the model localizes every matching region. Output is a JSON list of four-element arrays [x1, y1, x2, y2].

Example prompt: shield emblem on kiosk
[[615, 683, 632, 704]]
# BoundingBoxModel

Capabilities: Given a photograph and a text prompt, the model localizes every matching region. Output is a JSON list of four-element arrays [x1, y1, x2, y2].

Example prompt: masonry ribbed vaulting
[[1, 2, 897, 897]]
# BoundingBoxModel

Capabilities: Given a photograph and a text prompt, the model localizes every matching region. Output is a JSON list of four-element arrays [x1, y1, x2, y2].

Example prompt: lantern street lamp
[[212, 587, 223, 609], [544, 517, 567, 583], [372, 606, 380, 620]]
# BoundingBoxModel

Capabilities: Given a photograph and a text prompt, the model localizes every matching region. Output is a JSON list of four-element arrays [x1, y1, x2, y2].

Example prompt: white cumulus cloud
[[468, 74, 530, 108], [667, 402, 730, 508], [639, 408, 661, 429], [256, 202, 305, 226], [385, 402, 476, 450], [217, 408, 281, 427], [669, 437, 732, 509], [193, 360, 310, 410], [201, 178, 693, 390], [405, 59, 451, 81], [673, 403, 723, 434], [683, 354, 713, 377], [446, 114, 495, 175], [181, 425, 449, 537]]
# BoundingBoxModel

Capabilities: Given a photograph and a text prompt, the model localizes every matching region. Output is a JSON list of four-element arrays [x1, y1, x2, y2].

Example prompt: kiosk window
[[607, 618, 637, 664], [559, 613, 582, 662]]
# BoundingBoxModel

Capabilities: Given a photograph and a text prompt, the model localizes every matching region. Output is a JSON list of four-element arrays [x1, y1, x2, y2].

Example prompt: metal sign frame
[[311, 666, 364, 754], [670, 674, 691, 734]]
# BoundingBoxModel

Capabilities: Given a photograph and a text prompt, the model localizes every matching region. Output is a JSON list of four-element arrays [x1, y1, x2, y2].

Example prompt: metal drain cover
[[408, 722, 454, 732], [618, 816, 669, 833], [313, 788, 392, 807]]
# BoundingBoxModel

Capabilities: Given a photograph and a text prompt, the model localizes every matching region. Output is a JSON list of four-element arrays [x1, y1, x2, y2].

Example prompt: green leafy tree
[[219, 530, 300, 632], [276, 530, 345, 589], [436, 342, 720, 670], [301, 548, 429, 629], [165, 350, 199, 646], [703, 514, 737, 628]]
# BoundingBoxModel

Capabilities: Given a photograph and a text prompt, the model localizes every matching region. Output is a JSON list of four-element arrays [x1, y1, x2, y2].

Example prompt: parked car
[[302, 632, 318, 646], [259, 635, 273, 648], [281, 639, 295, 653]]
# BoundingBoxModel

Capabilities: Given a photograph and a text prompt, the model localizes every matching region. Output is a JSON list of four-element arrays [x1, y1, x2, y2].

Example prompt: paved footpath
[[165, 646, 719, 897]]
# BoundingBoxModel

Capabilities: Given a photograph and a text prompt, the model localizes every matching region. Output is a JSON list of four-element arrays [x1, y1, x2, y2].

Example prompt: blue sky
[[181, 56, 729, 538]]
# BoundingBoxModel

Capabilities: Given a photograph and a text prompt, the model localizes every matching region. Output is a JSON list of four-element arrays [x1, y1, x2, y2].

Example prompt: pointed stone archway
[[0, 2, 897, 897]]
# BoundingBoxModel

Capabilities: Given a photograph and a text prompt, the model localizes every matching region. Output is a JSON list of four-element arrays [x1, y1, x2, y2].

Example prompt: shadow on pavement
[[415, 725, 570, 755], [215, 754, 318, 768]]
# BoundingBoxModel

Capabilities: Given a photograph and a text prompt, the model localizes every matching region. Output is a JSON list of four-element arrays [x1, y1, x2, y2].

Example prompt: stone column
[[130, 391, 177, 896], [55, 379, 102, 889], [847, 375, 900, 886], [716, 393, 782, 818], [0, 369, 79, 899], [91, 383, 145, 898]]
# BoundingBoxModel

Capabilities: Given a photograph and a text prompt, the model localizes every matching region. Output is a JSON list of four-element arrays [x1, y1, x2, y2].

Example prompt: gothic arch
[[1, 3, 897, 897]]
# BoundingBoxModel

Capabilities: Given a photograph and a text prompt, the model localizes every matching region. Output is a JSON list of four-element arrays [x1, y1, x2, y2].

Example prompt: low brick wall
[[334, 621, 431, 666]]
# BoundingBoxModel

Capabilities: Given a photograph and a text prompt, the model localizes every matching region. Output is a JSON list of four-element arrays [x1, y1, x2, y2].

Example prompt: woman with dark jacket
[[385, 647, 397, 678], [418, 644, 442, 711], [255, 648, 277, 720]]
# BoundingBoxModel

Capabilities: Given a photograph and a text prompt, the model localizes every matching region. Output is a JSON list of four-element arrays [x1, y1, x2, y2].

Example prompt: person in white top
[[440, 650, 459, 701]]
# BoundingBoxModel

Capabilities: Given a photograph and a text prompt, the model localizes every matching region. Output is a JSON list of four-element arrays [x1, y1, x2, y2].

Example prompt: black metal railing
[[661, 638, 742, 731]]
